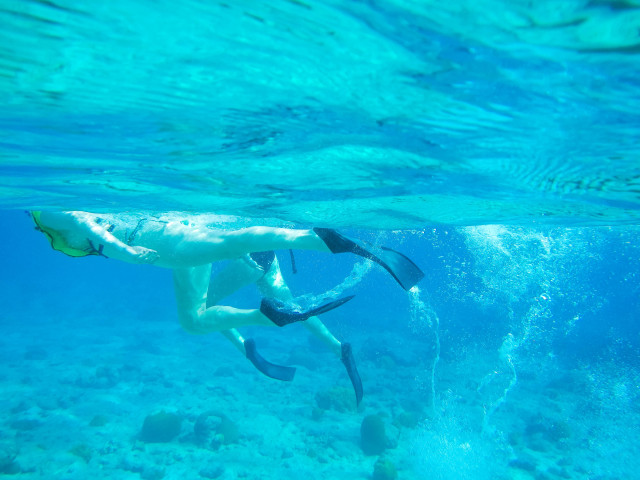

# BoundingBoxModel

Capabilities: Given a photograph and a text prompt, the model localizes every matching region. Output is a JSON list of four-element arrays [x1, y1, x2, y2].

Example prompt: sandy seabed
[[0, 311, 637, 480]]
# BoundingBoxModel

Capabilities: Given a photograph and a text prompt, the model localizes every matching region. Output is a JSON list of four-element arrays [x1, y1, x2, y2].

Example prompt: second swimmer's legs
[[195, 256, 296, 381], [173, 255, 351, 334], [258, 253, 363, 405], [257, 256, 342, 357]]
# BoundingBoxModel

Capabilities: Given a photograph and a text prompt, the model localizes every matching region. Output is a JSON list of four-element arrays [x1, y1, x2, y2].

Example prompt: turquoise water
[[1, 1, 640, 479], [2, 0, 640, 226]]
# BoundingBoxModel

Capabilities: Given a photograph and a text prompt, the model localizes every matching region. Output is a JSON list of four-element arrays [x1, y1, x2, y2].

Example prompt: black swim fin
[[244, 338, 296, 381], [260, 295, 355, 327], [341, 343, 363, 406], [313, 228, 424, 291]]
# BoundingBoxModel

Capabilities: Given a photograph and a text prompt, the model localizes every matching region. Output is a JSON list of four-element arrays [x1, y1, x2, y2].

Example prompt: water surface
[[1, 0, 639, 226]]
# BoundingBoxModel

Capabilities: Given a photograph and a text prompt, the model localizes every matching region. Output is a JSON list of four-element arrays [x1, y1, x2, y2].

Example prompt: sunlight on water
[[295, 258, 374, 309], [411, 392, 511, 480], [401, 224, 639, 479], [408, 285, 441, 414], [463, 227, 577, 428]]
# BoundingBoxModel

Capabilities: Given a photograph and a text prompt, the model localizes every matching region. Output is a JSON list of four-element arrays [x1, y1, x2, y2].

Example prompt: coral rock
[[139, 411, 182, 443], [360, 414, 388, 456], [194, 411, 239, 448], [372, 458, 397, 480]]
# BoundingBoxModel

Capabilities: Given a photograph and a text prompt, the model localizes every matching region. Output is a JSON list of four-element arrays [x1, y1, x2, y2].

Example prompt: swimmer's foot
[[244, 338, 296, 381], [313, 228, 425, 291], [341, 343, 363, 406], [260, 295, 355, 327]]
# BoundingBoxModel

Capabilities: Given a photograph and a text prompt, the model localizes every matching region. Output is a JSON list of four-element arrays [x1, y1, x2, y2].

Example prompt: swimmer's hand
[[130, 246, 159, 264]]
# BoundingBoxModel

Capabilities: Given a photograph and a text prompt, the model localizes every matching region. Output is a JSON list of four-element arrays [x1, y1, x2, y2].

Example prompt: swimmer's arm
[[65, 212, 158, 264]]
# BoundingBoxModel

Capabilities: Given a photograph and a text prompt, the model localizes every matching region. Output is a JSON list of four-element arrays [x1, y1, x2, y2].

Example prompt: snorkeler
[[30, 211, 424, 405]]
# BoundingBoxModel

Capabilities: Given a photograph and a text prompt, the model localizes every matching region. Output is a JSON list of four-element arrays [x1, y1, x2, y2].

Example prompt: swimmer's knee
[[177, 309, 202, 335]]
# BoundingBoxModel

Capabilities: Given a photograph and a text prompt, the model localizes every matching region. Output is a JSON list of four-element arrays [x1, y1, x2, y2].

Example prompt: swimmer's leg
[[258, 255, 363, 405], [171, 226, 331, 265], [206, 256, 297, 381], [207, 226, 424, 292], [172, 259, 352, 333], [221, 329, 246, 354], [206, 256, 266, 308], [257, 255, 342, 355], [173, 265, 273, 333]]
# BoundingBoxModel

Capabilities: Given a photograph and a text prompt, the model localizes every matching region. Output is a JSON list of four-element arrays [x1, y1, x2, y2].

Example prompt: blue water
[[1, 1, 640, 479]]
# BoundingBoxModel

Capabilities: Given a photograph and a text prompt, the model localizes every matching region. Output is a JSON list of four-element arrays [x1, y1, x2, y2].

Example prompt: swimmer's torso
[[36, 212, 228, 263], [35, 211, 294, 267]]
